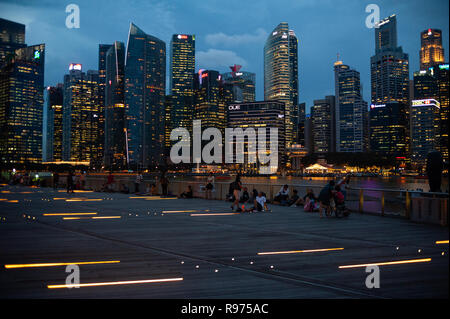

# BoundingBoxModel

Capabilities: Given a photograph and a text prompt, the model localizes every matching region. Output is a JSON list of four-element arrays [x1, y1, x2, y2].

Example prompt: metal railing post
[[359, 189, 364, 214], [405, 191, 411, 219], [381, 191, 385, 216]]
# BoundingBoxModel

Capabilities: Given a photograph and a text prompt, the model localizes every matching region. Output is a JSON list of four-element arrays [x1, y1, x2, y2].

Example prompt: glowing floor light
[[43, 213, 98, 216], [258, 248, 344, 255], [338, 258, 432, 269], [436, 240, 449, 245], [190, 213, 239, 216], [5, 260, 120, 269], [47, 277, 184, 289]]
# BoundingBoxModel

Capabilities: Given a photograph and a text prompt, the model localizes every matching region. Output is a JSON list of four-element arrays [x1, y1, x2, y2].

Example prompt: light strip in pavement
[[339, 258, 431, 269], [258, 248, 344, 255], [48, 277, 184, 289], [5, 260, 120, 269]]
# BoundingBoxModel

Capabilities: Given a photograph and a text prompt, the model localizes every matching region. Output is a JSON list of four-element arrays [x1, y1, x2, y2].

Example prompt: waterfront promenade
[[0, 185, 448, 298]]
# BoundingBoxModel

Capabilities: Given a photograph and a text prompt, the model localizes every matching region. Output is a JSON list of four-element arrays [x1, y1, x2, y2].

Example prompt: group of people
[[64, 171, 86, 193], [227, 174, 269, 213]]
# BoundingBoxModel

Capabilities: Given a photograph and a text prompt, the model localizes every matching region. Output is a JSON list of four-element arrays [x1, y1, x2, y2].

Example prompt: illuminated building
[[369, 101, 408, 157], [43, 84, 63, 162], [413, 63, 449, 162], [0, 44, 45, 164], [370, 15, 410, 154], [0, 18, 26, 69], [297, 102, 305, 146], [411, 99, 440, 165], [62, 64, 100, 164], [311, 96, 335, 154], [124, 23, 166, 169], [227, 100, 286, 173], [193, 70, 231, 134], [97, 44, 112, 166], [334, 59, 368, 152], [164, 95, 173, 151], [264, 22, 299, 148], [169, 34, 195, 139], [287, 144, 308, 171], [104, 41, 126, 169], [420, 29, 444, 70], [222, 65, 256, 102]]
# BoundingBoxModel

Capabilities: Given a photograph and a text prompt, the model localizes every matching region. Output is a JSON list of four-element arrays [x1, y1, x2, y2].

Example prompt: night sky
[[1, 0, 448, 113]]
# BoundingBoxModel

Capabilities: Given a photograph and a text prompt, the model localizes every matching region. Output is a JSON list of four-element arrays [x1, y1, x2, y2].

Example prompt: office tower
[[297, 102, 305, 146], [125, 23, 166, 169], [411, 99, 440, 165], [62, 64, 100, 163], [264, 22, 299, 147], [222, 65, 256, 102], [334, 59, 368, 152], [164, 95, 173, 151], [371, 15, 410, 105], [420, 29, 444, 70], [0, 44, 45, 164], [413, 69, 438, 99], [311, 96, 335, 154], [0, 18, 26, 69], [98, 44, 113, 164], [433, 64, 449, 162], [227, 100, 285, 173], [193, 70, 230, 133], [304, 114, 314, 155], [169, 34, 195, 138], [369, 101, 408, 157], [104, 41, 126, 169], [43, 84, 63, 162]]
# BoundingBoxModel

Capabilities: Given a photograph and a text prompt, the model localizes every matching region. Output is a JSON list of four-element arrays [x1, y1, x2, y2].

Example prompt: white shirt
[[256, 196, 266, 206]]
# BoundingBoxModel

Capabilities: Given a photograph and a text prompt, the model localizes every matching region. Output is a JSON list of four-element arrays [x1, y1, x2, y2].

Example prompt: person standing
[[205, 172, 215, 200], [230, 174, 242, 211], [160, 172, 169, 196], [135, 173, 143, 193], [318, 180, 335, 218], [66, 171, 74, 193]]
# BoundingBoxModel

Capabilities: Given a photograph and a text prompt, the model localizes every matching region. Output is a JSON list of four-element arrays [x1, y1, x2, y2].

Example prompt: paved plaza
[[0, 185, 448, 298]]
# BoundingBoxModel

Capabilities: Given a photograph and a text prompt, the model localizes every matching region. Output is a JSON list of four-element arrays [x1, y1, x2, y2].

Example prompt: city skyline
[[0, 0, 448, 112]]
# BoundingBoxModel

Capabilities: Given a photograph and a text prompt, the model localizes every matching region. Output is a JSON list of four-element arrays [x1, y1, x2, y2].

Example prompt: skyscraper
[[371, 15, 410, 106], [169, 34, 195, 137], [98, 44, 113, 165], [311, 96, 335, 154], [125, 23, 166, 169], [104, 41, 126, 169], [433, 63, 449, 162], [264, 22, 299, 147], [43, 84, 63, 162], [334, 59, 368, 152], [222, 65, 256, 103], [369, 101, 408, 157], [420, 29, 445, 70], [411, 99, 440, 165], [0, 18, 26, 69], [0, 44, 45, 164], [297, 102, 305, 146], [62, 64, 100, 163], [193, 70, 230, 134]]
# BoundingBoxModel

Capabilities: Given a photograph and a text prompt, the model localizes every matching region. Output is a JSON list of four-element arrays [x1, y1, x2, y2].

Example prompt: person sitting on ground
[[179, 185, 193, 199], [274, 184, 289, 205], [288, 189, 300, 206], [240, 187, 250, 203], [302, 188, 319, 212], [246, 192, 268, 212]]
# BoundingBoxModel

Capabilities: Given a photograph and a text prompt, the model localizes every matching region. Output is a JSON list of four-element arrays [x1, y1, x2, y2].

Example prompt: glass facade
[[0, 18, 26, 69], [125, 23, 166, 169], [62, 66, 100, 163], [334, 61, 368, 152], [44, 84, 63, 162], [311, 95, 335, 154], [369, 101, 408, 157], [0, 44, 45, 164], [169, 34, 195, 139], [411, 99, 440, 165], [264, 22, 299, 148], [104, 41, 126, 169], [222, 65, 255, 103]]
